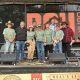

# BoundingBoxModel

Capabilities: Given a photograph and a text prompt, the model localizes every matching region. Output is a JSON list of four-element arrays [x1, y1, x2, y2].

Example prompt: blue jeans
[[53, 41, 62, 53], [16, 41, 25, 61], [4, 41, 14, 53], [36, 41, 45, 61]]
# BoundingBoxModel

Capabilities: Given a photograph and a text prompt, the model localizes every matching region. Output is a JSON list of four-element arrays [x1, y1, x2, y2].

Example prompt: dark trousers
[[45, 44, 53, 57], [62, 43, 72, 57]]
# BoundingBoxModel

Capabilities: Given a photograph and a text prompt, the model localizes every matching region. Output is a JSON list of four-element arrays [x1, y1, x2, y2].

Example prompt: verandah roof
[[0, 0, 78, 5]]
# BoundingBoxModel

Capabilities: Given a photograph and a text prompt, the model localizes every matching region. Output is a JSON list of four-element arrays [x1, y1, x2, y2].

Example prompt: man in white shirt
[[49, 16, 58, 31]]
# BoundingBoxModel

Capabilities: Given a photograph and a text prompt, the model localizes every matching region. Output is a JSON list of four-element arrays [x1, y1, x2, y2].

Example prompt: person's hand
[[44, 42, 46, 46], [53, 42, 56, 47], [25, 41, 27, 44], [54, 40, 58, 44], [70, 42, 72, 46], [53, 41, 57, 46], [70, 40, 75, 46], [27, 40, 30, 43], [59, 38, 63, 42]]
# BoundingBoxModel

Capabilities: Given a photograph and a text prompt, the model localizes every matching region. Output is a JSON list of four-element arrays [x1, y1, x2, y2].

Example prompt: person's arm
[[3, 34, 9, 41], [35, 31, 37, 41], [71, 29, 75, 40], [25, 29, 27, 44], [12, 31, 16, 42], [44, 31, 46, 43], [52, 31, 57, 46], [3, 28, 9, 41], [3, 32, 14, 42], [44, 31, 47, 46], [70, 28, 75, 45], [59, 30, 64, 41], [52, 31, 56, 41]]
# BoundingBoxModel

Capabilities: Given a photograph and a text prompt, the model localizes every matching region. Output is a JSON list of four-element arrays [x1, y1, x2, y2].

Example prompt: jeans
[[16, 41, 25, 61], [4, 41, 14, 53], [36, 41, 45, 61], [62, 43, 72, 57], [53, 41, 62, 53]]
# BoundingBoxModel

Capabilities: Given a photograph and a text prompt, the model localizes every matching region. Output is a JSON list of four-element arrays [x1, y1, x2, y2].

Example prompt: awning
[[0, 0, 79, 5]]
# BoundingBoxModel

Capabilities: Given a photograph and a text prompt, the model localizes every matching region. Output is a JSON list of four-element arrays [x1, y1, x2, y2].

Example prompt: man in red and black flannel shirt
[[61, 22, 75, 57]]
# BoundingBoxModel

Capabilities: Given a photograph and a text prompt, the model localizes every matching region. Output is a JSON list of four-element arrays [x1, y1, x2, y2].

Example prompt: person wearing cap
[[26, 26, 35, 62], [15, 21, 27, 62], [35, 25, 45, 63], [61, 22, 75, 57], [44, 23, 53, 58], [3, 20, 16, 53], [52, 24, 64, 53]]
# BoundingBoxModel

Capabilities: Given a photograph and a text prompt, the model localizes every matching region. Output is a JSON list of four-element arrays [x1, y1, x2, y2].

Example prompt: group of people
[[27, 18, 75, 63], [27, 23, 64, 63], [3, 21, 27, 62], [3, 17, 75, 63]]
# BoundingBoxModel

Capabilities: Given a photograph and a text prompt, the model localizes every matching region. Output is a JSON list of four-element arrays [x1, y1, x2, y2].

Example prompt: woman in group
[[27, 26, 35, 62]]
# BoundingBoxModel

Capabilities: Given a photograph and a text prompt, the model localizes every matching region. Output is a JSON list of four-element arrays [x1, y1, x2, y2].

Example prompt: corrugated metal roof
[[0, 0, 65, 2], [0, 0, 79, 5], [0, 0, 66, 4]]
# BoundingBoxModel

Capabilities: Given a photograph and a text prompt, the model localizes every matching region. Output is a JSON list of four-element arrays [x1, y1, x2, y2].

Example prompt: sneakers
[[36, 60, 41, 63], [27, 59, 33, 63], [42, 60, 46, 63], [35, 60, 46, 64]]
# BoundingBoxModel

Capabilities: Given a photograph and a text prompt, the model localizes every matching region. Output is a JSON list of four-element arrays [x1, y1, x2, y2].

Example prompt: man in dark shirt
[[16, 21, 27, 62], [61, 22, 75, 57]]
